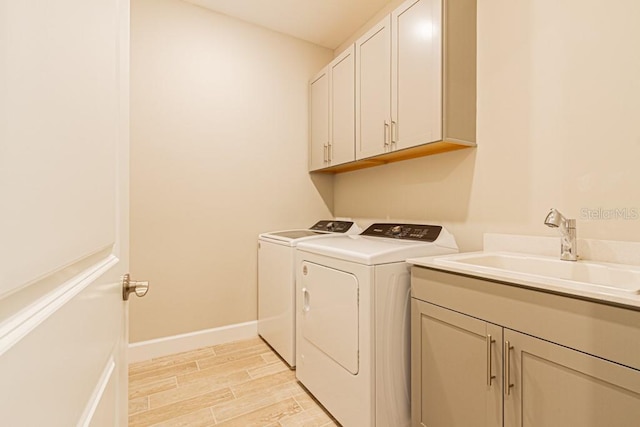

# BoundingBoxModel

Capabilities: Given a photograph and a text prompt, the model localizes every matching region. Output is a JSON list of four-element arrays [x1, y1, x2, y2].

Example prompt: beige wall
[[130, 0, 640, 343], [334, 0, 640, 251], [129, 0, 334, 342]]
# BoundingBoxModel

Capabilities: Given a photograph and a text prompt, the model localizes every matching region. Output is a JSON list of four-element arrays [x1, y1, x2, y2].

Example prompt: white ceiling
[[183, 0, 394, 50]]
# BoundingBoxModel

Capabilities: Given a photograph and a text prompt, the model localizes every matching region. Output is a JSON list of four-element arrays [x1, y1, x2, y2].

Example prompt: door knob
[[122, 274, 149, 301]]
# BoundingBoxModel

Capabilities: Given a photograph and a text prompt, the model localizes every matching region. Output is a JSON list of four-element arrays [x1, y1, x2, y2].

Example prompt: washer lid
[[258, 229, 329, 246], [258, 220, 360, 246], [266, 230, 329, 240], [296, 225, 458, 265]]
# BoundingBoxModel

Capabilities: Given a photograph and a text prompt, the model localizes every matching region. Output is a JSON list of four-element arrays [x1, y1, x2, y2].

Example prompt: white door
[[0, 1, 133, 426]]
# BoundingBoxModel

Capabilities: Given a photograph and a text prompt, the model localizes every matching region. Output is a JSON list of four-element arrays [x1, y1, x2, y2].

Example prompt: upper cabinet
[[330, 46, 356, 166], [310, 0, 477, 173], [309, 68, 329, 171], [357, 0, 442, 160], [355, 16, 392, 160], [309, 46, 356, 171], [391, 0, 443, 151]]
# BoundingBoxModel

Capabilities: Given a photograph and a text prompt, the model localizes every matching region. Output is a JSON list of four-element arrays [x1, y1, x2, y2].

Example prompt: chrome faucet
[[544, 208, 577, 261]]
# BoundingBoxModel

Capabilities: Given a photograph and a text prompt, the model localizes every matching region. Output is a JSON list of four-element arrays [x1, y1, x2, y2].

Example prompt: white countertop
[[408, 233, 640, 310]]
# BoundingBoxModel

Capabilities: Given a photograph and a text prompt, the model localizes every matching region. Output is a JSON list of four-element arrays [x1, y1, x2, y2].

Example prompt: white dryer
[[295, 223, 458, 427], [258, 220, 360, 367]]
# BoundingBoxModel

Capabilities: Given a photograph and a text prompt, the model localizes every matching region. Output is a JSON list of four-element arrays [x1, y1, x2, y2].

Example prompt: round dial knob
[[390, 225, 403, 236]]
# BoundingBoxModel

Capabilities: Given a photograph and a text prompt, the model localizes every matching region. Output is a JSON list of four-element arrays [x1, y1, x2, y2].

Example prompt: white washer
[[258, 220, 360, 367], [295, 223, 458, 427]]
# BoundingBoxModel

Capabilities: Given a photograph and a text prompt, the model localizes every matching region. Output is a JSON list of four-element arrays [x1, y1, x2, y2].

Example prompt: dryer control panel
[[361, 223, 442, 242], [310, 220, 354, 233]]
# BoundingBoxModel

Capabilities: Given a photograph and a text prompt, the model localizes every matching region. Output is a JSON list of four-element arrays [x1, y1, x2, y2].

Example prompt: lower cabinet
[[504, 328, 640, 427], [411, 271, 640, 427], [411, 301, 502, 427]]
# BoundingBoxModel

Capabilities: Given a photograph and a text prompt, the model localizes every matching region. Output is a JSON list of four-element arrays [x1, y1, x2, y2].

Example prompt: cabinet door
[[329, 45, 355, 166], [504, 329, 640, 427], [356, 16, 391, 160], [309, 68, 329, 171], [392, 0, 442, 151], [411, 299, 502, 427]]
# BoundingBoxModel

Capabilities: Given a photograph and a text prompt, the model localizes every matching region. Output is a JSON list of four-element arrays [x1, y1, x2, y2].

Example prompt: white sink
[[432, 252, 640, 295]]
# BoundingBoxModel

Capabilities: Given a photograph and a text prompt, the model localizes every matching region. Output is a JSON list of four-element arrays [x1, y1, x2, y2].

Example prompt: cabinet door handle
[[391, 120, 397, 145], [486, 334, 495, 386], [323, 143, 328, 163], [504, 340, 514, 396], [384, 120, 390, 150], [328, 142, 332, 162]]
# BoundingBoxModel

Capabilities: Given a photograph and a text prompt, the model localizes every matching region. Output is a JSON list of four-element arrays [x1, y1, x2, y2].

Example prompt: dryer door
[[300, 261, 359, 374]]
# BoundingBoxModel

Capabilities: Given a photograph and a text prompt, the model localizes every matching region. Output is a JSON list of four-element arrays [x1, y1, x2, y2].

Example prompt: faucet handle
[[544, 208, 578, 261]]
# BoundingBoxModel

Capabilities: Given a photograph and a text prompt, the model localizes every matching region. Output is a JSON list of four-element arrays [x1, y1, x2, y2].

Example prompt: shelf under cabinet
[[310, 139, 476, 174]]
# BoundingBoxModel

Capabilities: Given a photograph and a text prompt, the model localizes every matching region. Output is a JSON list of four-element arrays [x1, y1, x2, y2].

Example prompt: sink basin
[[432, 252, 640, 295]]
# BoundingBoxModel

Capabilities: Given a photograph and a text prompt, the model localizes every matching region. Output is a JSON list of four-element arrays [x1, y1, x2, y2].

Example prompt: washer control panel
[[361, 223, 442, 242], [309, 220, 354, 233]]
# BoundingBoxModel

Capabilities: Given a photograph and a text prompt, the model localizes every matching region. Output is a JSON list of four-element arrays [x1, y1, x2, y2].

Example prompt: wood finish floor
[[128, 337, 339, 427]]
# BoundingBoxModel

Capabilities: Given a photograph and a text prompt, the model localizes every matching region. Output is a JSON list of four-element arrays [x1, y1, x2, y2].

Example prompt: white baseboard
[[128, 320, 258, 363]]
